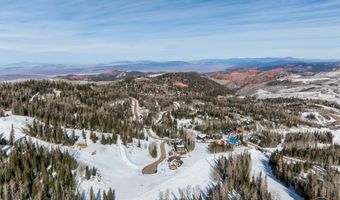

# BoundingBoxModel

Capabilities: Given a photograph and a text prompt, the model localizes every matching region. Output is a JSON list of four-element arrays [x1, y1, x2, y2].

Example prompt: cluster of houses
[[167, 139, 187, 170], [196, 128, 243, 146], [166, 128, 244, 170]]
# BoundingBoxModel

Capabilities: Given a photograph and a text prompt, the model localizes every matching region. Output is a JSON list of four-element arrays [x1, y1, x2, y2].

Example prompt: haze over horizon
[[1, 0, 340, 65]]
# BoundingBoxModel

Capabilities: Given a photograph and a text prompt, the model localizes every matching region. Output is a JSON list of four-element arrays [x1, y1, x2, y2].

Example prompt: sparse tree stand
[[149, 142, 158, 158], [90, 131, 97, 143], [151, 145, 157, 158]]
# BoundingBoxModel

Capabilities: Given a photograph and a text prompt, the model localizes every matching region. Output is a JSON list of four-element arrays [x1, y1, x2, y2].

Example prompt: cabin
[[168, 156, 183, 170], [196, 133, 208, 141], [77, 143, 87, 150], [175, 144, 187, 155]]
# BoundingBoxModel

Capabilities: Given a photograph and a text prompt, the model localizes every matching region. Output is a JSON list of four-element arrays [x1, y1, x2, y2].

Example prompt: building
[[228, 137, 240, 145], [175, 144, 187, 155], [168, 156, 183, 170], [216, 139, 225, 145], [77, 143, 87, 150], [196, 133, 208, 141], [224, 129, 233, 134]]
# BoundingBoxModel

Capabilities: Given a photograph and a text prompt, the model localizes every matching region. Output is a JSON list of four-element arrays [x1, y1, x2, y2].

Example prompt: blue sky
[[1, 0, 340, 64]]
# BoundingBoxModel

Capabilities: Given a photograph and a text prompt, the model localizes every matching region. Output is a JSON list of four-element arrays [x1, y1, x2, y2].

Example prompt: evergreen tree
[[108, 188, 115, 200], [9, 124, 15, 145], [90, 187, 95, 200], [85, 166, 91, 180], [92, 167, 97, 177]]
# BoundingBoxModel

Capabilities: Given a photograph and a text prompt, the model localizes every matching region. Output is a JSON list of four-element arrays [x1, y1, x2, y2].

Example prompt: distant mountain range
[[56, 70, 145, 81], [0, 57, 339, 81]]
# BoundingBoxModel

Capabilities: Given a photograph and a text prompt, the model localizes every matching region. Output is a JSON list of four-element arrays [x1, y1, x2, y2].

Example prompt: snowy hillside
[[0, 112, 306, 200]]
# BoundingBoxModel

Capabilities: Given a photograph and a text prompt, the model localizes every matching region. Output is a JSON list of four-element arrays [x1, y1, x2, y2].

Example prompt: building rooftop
[[229, 137, 240, 145]]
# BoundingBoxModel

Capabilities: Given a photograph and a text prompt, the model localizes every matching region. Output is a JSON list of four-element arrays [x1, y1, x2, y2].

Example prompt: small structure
[[236, 128, 244, 134], [217, 95, 225, 100], [170, 139, 183, 146], [168, 156, 183, 170], [212, 133, 223, 140], [168, 148, 176, 157], [228, 137, 240, 145], [243, 117, 252, 125], [216, 139, 225, 145], [175, 144, 187, 155], [77, 143, 87, 150], [196, 133, 207, 141]]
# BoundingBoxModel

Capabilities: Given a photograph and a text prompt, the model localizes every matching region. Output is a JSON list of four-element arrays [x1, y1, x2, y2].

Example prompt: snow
[[301, 111, 336, 124], [0, 113, 248, 200], [76, 141, 219, 200], [0, 114, 217, 200], [130, 97, 140, 121], [173, 102, 180, 110], [53, 89, 62, 97], [148, 73, 165, 78], [176, 119, 192, 128], [284, 126, 340, 145], [29, 92, 40, 102], [290, 77, 330, 84], [109, 100, 126, 106], [155, 111, 166, 125], [333, 129, 340, 145], [253, 72, 340, 104], [116, 72, 126, 78], [0, 112, 323, 200], [0, 113, 69, 152], [125, 139, 155, 167], [254, 89, 340, 104], [249, 149, 303, 200], [117, 135, 142, 171]]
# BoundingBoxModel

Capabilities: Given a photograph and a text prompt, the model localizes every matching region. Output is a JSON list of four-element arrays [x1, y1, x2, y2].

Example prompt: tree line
[[270, 152, 340, 200]]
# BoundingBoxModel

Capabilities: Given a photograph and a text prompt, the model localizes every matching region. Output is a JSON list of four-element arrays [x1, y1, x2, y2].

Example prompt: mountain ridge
[[0, 57, 339, 81]]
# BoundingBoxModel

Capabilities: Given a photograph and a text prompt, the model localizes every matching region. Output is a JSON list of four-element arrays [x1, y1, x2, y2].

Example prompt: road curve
[[142, 141, 167, 174], [130, 97, 140, 121]]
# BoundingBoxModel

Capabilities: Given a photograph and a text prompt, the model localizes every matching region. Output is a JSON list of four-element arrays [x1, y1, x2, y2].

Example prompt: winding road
[[141, 128, 176, 174], [130, 97, 140, 121], [130, 98, 174, 174], [142, 141, 167, 174]]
